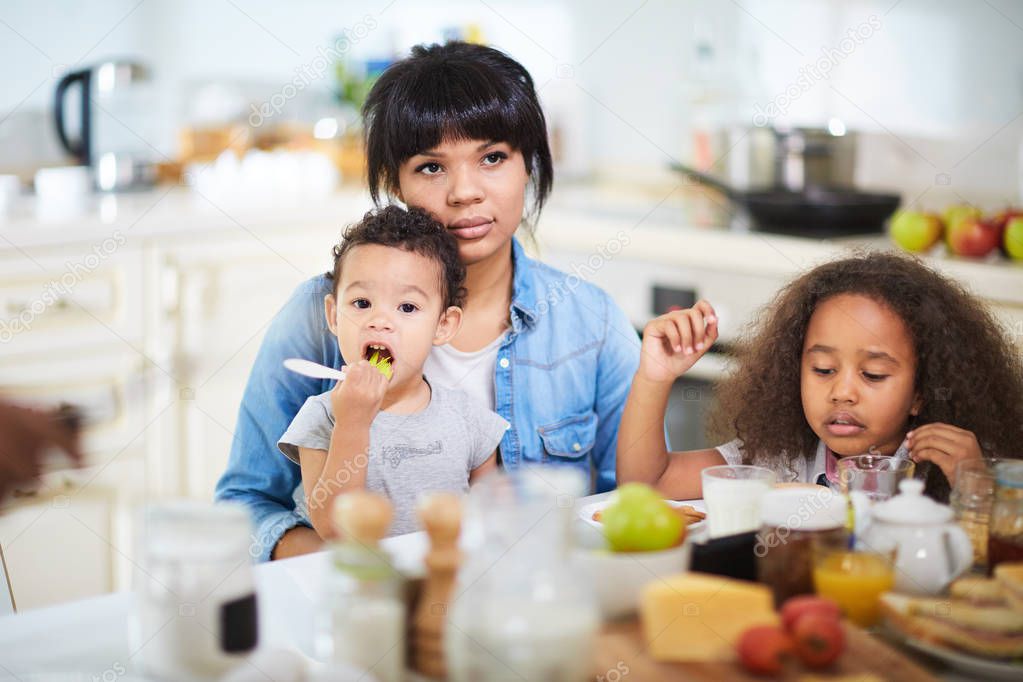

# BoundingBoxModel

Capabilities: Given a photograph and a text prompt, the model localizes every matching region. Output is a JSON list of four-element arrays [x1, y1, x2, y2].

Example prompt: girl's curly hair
[[708, 251, 1023, 500]]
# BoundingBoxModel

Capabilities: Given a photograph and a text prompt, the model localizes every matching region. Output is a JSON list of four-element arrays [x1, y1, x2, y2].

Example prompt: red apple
[[792, 614, 845, 669], [946, 216, 1001, 258], [737, 625, 794, 676]]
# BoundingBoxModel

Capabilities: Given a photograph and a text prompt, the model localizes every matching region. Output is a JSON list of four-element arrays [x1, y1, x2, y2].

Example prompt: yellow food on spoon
[[368, 350, 393, 379]]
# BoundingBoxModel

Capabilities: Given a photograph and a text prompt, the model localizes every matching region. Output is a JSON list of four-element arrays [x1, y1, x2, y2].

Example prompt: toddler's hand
[[638, 301, 719, 384], [907, 422, 983, 485], [330, 361, 390, 426]]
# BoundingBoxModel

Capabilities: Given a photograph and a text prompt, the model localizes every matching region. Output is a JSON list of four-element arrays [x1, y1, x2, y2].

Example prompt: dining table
[[0, 491, 978, 681]]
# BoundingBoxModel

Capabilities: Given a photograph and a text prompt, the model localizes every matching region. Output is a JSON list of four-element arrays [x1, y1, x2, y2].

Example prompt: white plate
[[578, 498, 707, 533], [892, 631, 1023, 680]]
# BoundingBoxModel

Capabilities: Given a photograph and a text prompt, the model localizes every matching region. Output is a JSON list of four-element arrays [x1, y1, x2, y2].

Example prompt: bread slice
[[949, 576, 1005, 606], [995, 562, 1023, 613], [881, 593, 1023, 659]]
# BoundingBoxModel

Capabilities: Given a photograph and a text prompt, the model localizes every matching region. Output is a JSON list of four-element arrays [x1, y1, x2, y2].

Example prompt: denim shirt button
[[572, 442, 582, 452], [499, 357, 509, 369]]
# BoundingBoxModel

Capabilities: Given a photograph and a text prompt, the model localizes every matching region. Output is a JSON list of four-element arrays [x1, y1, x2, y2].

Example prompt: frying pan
[[670, 163, 901, 237]]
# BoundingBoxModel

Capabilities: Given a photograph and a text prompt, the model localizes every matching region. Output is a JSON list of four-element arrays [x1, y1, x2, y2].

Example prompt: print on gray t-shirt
[[279, 381, 508, 535]]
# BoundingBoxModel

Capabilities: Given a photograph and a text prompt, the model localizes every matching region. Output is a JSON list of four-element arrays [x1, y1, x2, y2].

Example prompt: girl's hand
[[906, 423, 983, 485], [330, 361, 390, 426], [638, 301, 719, 384]]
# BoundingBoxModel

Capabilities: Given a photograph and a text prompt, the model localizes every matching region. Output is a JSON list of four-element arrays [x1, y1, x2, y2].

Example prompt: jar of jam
[[988, 461, 1023, 573], [756, 486, 849, 607]]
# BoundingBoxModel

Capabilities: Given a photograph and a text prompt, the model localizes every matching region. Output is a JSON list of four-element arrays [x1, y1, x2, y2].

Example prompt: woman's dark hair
[[708, 251, 1023, 501], [362, 41, 553, 223], [328, 205, 466, 309]]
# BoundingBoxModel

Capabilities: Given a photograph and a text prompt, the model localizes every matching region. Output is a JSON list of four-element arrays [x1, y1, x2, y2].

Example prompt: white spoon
[[283, 358, 346, 382]]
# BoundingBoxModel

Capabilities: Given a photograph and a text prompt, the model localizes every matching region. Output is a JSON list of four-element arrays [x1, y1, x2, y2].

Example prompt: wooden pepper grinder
[[412, 492, 463, 679]]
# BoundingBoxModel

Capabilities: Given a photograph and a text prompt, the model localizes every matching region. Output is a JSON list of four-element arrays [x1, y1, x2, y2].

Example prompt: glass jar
[[756, 486, 848, 606], [989, 461, 1023, 574], [950, 458, 1002, 571], [133, 501, 258, 680], [320, 540, 405, 682], [446, 466, 598, 682]]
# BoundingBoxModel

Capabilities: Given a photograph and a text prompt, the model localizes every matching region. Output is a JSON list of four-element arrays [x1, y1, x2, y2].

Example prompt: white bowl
[[573, 535, 692, 620]]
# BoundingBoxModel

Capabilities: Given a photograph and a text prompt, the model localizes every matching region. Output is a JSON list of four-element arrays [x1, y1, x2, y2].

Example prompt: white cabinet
[[163, 229, 333, 499]]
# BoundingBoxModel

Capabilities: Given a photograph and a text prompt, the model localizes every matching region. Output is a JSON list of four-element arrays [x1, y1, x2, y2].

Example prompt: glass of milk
[[701, 465, 777, 538]]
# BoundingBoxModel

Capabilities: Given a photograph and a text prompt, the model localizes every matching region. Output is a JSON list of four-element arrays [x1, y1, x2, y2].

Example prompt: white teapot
[[863, 478, 973, 595]]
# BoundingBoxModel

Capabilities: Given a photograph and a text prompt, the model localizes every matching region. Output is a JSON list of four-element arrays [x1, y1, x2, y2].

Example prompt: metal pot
[[722, 124, 857, 192]]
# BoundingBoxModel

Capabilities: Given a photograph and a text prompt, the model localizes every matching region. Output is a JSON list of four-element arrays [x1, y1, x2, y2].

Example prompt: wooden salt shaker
[[412, 492, 463, 679], [332, 490, 393, 546]]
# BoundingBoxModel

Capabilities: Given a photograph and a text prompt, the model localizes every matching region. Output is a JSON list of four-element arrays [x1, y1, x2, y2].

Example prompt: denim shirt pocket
[[537, 410, 598, 461]]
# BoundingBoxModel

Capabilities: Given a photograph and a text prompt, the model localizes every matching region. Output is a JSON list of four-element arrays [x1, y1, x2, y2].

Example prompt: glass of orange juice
[[812, 541, 895, 627]]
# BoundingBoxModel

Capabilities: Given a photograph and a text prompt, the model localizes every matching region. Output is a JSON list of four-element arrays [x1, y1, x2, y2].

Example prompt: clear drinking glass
[[701, 465, 777, 538], [838, 455, 915, 536]]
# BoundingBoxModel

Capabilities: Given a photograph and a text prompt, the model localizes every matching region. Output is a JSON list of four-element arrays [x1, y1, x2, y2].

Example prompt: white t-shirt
[[423, 333, 507, 412]]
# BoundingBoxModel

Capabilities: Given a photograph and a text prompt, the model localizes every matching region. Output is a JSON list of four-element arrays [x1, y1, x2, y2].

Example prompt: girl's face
[[396, 138, 529, 267], [800, 294, 922, 457]]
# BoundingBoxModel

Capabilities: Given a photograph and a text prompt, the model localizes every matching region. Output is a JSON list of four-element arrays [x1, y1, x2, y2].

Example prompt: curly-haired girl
[[617, 252, 1023, 501]]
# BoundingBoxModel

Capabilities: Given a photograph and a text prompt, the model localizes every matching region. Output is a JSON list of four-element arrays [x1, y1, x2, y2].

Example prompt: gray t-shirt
[[278, 381, 509, 536]]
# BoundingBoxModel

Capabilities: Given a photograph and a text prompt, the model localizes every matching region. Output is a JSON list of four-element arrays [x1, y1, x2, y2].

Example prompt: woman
[[216, 42, 642, 560]]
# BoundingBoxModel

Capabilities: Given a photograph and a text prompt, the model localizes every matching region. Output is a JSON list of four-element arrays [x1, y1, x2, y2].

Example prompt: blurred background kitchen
[[1, 0, 1022, 611]]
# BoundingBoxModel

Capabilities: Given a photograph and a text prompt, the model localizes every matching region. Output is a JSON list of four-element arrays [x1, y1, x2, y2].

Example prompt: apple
[[991, 209, 1023, 257], [737, 625, 794, 676], [889, 210, 943, 252], [780, 595, 842, 632], [1005, 216, 1023, 261], [792, 613, 845, 669], [942, 204, 982, 231], [601, 483, 685, 552], [946, 216, 1001, 258]]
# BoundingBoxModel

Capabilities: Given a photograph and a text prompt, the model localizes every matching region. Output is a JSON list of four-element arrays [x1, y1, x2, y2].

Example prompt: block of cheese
[[640, 573, 778, 662]]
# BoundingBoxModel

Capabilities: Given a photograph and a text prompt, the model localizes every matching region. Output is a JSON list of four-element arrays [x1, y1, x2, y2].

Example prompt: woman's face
[[397, 138, 529, 267], [800, 294, 921, 457]]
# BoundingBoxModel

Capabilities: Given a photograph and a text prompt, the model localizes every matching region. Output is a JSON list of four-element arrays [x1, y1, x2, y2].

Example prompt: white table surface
[[0, 492, 970, 681]]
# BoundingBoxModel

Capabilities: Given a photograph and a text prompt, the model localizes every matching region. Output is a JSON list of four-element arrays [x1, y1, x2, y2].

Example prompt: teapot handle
[[944, 525, 975, 579]]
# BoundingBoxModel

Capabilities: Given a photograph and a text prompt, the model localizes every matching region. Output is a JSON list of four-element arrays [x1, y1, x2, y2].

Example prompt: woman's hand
[[638, 301, 719, 384], [906, 423, 983, 485], [330, 361, 390, 426]]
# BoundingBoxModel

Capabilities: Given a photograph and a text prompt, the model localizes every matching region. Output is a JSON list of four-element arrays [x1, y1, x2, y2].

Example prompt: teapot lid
[[872, 478, 953, 524]]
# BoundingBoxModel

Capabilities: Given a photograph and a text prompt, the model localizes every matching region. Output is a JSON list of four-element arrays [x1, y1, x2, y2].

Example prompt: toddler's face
[[326, 244, 460, 387], [800, 294, 921, 457], [396, 137, 529, 268]]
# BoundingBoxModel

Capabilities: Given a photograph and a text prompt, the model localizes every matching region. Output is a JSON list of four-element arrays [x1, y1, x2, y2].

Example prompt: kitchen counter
[[2, 183, 1022, 307]]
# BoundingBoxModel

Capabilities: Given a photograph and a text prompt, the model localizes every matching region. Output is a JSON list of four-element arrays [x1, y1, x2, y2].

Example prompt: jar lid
[[760, 487, 846, 530], [995, 461, 1023, 489], [872, 479, 952, 524]]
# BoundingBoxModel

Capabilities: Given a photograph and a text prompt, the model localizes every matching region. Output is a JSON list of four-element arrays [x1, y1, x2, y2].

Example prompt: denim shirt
[[216, 238, 642, 561]]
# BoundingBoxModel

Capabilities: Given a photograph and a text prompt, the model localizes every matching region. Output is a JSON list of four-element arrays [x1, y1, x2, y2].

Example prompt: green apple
[[601, 483, 684, 552], [1005, 217, 1023, 260], [889, 210, 943, 252]]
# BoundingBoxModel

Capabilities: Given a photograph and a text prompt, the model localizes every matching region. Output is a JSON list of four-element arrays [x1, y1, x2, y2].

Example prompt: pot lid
[[872, 479, 953, 524]]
